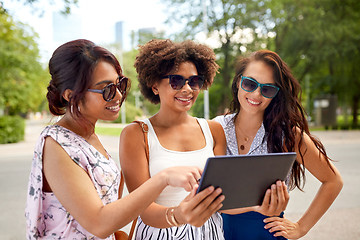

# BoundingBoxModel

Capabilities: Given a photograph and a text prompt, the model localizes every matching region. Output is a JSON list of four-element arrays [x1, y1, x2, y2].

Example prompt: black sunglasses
[[87, 76, 128, 102], [240, 75, 279, 98], [162, 75, 205, 90]]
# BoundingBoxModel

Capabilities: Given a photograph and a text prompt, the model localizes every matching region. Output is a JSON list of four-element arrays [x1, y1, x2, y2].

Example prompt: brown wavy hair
[[229, 50, 333, 190], [47, 39, 130, 123], [134, 39, 219, 104]]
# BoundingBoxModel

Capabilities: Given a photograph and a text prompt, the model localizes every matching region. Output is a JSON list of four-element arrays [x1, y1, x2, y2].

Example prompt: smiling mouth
[[176, 97, 192, 103], [106, 105, 120, 111], [247, 98, 261, 105]]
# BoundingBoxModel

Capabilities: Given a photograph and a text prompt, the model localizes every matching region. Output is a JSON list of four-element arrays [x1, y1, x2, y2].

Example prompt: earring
[[70, 104, 80, 114]]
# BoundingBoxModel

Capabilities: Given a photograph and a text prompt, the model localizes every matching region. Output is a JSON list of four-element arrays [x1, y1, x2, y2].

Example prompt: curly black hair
[[134, 39, 219, 104]]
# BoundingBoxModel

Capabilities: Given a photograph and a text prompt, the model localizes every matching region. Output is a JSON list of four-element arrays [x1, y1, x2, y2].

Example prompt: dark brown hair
[[230, 50, 332, 190], [134, 39, 219, 104], [47, 39, 129, 122]]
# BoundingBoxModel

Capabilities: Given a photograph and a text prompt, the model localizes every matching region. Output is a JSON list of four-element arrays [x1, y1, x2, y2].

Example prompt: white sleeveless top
[[144, 118, 215, 206], [135, 118, 224, 240]]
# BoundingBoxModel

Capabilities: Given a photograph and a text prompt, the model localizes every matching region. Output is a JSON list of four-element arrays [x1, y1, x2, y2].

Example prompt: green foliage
[[113, 102, 143, 124], [268, 0, 360, 126], [191, 91, 204, 118], [95, 126, 122, 136], [161, 0, 278, 114], [335, 114, 360, 130], [104, 44, 164, 119], [141, 101, 159, 117], [105, 45, 140, 108], [0, 115, 25, 143], [122, 49, 139, 86], [138, 29, 166, 46], [0, 10, 48, 116], [161, 0, 360, 125], [192, 78, 232, 118]]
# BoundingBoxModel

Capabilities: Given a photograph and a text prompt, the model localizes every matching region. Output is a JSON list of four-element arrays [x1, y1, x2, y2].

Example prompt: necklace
[[239, 136, 249, 151], [236, 126, 251, 151]]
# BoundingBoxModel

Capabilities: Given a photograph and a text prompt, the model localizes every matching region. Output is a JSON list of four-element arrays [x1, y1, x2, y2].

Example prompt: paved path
[[0, 119, 359, 239]]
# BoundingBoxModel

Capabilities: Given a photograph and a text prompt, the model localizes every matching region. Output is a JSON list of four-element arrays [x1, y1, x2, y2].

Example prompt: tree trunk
[[352, 94, 359, 127], [217, 39, 231, 115]]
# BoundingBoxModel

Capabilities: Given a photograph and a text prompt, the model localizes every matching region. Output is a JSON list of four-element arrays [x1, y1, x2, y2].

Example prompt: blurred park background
[[1, 1, 360, 239], [1, 0, 360, 145]]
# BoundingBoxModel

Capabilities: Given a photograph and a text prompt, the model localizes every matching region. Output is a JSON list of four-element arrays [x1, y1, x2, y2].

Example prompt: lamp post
[[115, 21, 126, 124], [202, 0, 209, 119]]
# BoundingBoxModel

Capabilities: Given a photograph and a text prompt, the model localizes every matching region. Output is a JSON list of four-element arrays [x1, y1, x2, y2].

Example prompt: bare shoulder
[[292, 126, 325, 162], [119, 121, 151, 189], [120, 122, 146, 140], [43, 135, 67, 156], [119, 122, 147, 160], [206, 119, 224, 133], [293, 126, 313, 145], [119, 121, 148, 163], [206, 119, 226, 155], [43, 135, 81, 184]]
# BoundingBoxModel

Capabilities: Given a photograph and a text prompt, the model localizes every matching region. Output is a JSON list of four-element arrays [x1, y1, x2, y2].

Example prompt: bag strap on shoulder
[[132, 120, 149, 161], [117, 120, 149, 239], [119, 120, 149, 199]]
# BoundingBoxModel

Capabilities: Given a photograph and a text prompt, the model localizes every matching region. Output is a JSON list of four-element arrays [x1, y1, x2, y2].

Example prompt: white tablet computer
[[197, 152, 296, 210]]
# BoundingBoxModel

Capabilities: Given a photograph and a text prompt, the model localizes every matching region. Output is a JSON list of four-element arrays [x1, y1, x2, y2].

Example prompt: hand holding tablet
[[197, 152, 296, 210]]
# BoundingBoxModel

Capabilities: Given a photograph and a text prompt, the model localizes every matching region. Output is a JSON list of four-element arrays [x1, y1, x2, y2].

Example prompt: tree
[[268, 0, 360, 126], [138, 29, 166, 46], [161, 0, 274, 117], [0, 8, 48, 116], [161, 0, 360, 125]]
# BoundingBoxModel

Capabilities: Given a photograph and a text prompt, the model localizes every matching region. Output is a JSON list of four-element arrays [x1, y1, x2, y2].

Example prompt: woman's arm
[[43, 135, 204, 238], [119, 123, 224, 228], [264, 129, 343, 239]]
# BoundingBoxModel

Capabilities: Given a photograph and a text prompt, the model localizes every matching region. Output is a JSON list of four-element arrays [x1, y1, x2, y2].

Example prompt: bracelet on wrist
[[165, 207, 175, 227], [169, 207, 184, 227]]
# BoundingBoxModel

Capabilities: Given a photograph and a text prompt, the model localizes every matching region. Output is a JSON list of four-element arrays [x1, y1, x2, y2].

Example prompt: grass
[[95, 126, 123, 136], [94, 114, 360, 136], [336, 114, 360, 125], [309, 114, 360, 131], [309, 126, 326, 131]]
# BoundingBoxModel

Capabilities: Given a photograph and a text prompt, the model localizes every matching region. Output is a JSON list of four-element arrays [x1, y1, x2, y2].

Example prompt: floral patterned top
[[25, 125, 120, 239]]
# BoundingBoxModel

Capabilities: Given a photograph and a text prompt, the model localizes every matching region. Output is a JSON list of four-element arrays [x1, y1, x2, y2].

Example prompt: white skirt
[[134, 213, 224, 240]]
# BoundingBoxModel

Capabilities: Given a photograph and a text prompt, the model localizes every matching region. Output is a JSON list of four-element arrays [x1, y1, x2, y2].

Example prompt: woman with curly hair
[[119, 39, 228, 239], [214, 50, 343, 239], [25, 39, 208, 239]]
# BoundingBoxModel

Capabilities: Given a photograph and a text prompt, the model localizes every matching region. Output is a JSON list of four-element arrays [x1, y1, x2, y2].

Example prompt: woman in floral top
[[25, 39, 223, 239]]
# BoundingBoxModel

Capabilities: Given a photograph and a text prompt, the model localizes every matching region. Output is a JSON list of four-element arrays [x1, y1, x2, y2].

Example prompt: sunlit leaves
[[0, 10, 48, 115]]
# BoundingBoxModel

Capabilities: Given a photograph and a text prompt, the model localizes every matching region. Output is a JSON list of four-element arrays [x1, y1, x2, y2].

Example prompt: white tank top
[[142, 118, 215, 207]]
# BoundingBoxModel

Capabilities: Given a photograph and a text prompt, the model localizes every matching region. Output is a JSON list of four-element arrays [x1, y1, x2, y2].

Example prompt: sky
[[4, 0, 170, 62]]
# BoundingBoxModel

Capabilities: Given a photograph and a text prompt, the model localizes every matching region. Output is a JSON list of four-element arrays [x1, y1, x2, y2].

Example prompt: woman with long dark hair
[[214, 50, 343, 239]]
